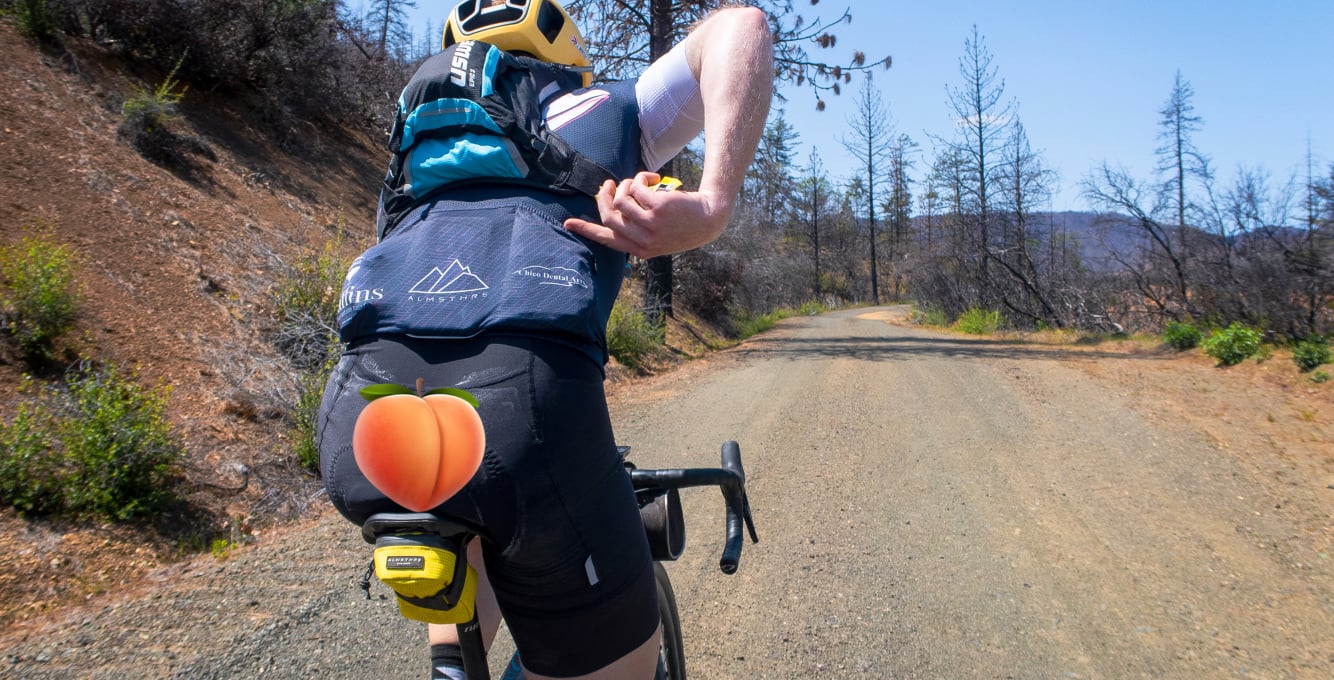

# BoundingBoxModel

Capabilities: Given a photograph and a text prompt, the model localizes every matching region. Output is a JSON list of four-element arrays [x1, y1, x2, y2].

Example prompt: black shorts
[[317, 335, 658, 676]]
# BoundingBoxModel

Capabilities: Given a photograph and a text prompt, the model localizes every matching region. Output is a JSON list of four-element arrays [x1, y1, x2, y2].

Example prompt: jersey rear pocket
[[338, 203, 600, 344]]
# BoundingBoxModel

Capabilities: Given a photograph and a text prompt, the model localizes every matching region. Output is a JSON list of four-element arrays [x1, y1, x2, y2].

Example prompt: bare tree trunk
[[943, 26, 1013, 312], [642, 0, 674, 325], [868, 165, 880, 305], [842, 80, 892, 306]]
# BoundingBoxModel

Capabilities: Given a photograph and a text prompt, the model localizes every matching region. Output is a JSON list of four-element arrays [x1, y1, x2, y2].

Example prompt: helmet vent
[[461, 0, 525, 32], [537, 1, 565, 43]]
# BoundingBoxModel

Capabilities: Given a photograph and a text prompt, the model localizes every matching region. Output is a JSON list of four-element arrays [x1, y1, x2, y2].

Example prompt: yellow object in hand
[[653, 177, 683, 192]]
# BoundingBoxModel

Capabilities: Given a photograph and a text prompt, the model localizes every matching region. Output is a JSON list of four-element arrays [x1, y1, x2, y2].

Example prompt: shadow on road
[[735, 323, 1168, 364]]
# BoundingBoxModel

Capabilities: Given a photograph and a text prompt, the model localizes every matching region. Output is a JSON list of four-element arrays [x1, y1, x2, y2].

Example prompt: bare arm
[[564, 7, 773, 258]]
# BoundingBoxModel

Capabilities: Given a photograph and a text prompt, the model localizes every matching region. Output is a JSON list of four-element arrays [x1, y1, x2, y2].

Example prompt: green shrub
[[0, 378, 64, 516], [271, 231, 350, 470], [954, 308, 1004, 335], [913, 306, 950, 328], [10, 0, 55, 39], [0, 223, 81, 360], [0, 363, 183, 520], [607, 297, 664, 370], [1202, 323, 1263, 367], [121, 54, 188, 126], [1292, 337, 1331, 373], [211, 537, 236, 561], [73, 0, 402, 142], [119, 54, 191, 163], [1310, 370, 1330, 384], [272, 231, 348, 370], [731, 309, 780, 338], [291, 336, 341, 472], [1163, 321, 1203, 351], [799, 300, 826, 316], [59, 363, 182, 518]]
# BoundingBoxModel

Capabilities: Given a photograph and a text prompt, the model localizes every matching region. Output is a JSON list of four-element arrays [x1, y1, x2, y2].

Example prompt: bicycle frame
[[359, 441, 757, 680]]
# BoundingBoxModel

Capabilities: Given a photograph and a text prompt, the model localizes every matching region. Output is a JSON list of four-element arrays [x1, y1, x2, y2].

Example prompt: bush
[[1163, 321, 1203, 351], [119, 54, 196, 165], [271, 231, 348, 371], [674, 246, 742, 326], [0, 223, 81, 360], [291, 336, 340, 472], [731, 308, 783, 338], [913, 306, 950, 328], [58, 362, 182, 518], [799, 300, 826, 316], [607, 297, 664, 371], [1292, 337, 1331, 373], [0, 362, 183, 520], [954, 308, 1004, 335], [9, 0, 56, 39], [66, 0, 409, 140], [1202, 323, 1263, 367], [0, 378, 64, 516], [271, 232, 350, 470]]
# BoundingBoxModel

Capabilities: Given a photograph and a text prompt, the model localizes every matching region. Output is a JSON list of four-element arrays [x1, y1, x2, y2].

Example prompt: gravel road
[[4, 307, 1330, 678]]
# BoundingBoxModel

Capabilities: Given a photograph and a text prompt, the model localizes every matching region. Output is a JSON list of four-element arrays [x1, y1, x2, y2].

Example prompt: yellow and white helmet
[[443, 0, 592, 86]]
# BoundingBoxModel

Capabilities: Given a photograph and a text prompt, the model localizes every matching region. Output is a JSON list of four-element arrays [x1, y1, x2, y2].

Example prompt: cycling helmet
[[443, 0, 592, 86]]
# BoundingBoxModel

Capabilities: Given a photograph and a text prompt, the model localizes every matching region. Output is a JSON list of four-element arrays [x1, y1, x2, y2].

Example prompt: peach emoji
[[352, 381, 484, 512]]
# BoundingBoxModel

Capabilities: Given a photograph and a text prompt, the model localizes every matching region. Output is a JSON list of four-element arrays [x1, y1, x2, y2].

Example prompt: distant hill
[[906, 211, 1143, 272], [1044, 211, 1318, 271], [1043, 211, 1142, 271]]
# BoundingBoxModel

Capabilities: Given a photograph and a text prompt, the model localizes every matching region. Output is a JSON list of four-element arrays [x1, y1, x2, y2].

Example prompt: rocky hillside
[[0, 21, 386, 623]]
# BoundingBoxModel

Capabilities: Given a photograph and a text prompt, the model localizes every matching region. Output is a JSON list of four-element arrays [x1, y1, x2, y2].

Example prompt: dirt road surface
[[4, 307, 1330, 678]]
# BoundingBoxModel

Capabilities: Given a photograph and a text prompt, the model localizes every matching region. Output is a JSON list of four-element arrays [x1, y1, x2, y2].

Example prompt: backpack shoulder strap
[[488, 52, 614, 198], [377, 42, 615, 239]]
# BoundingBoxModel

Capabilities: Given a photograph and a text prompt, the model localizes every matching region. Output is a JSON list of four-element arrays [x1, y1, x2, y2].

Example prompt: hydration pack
[[376, 40, 615, 240]]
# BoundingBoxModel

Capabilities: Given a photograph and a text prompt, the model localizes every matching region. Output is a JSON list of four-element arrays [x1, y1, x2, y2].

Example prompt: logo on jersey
[[545, 89, 610, 131], [410, 260, 489, 295], [450, 40, 478, 87], [514, 265, 589, 288], [340, 257, 384, 311]]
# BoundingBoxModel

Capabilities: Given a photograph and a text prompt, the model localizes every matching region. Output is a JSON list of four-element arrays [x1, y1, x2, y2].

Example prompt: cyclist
[[316, 1, 772, 678]]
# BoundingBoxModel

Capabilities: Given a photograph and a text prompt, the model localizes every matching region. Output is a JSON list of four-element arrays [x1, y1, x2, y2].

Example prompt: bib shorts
[[317, 335, 659, 676]]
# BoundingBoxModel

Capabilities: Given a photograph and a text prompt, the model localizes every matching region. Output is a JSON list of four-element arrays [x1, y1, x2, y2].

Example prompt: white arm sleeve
[[635, 41, 704, 172]]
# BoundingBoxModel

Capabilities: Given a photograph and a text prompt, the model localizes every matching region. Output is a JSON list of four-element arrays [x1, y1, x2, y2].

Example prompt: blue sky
[[407, 1, 1332, 212]]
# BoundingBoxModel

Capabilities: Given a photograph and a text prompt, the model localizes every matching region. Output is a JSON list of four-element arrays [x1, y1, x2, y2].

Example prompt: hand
[[564, 172, 732, 259]]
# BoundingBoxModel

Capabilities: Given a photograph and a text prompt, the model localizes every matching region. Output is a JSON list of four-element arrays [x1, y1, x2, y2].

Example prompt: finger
[[616, 178, 638, 201], [635, 171, 663, 188], [564, 217, 616, 246], [563, 216, 605, 240], [594, 180, 617, 217], [612, 179, 654, 222], [627, 177, 666, 204], [564, 217, 646, 257], [569, 181, 648, 252]]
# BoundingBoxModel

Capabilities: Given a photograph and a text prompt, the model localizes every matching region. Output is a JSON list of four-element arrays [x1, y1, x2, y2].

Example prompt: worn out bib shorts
[[317, 335, 659, 676]]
